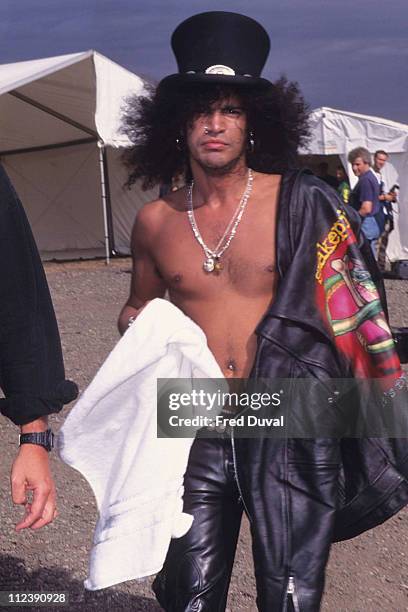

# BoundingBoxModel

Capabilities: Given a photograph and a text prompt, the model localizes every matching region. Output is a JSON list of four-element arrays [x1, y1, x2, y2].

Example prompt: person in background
[[348, 147, 380, 256], [372, 150, 398, 271], [317, 161, 337, 188], [0, 164, 77, 531], [336, 164, 350, 204]]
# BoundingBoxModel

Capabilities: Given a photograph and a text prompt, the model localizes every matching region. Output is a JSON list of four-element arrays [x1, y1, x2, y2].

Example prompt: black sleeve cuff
[[0, 380, 79, 426]]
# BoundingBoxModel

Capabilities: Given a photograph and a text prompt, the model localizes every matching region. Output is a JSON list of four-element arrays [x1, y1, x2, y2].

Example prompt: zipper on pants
[[230, 428, 253, 523], [286, 575, 300, 612]]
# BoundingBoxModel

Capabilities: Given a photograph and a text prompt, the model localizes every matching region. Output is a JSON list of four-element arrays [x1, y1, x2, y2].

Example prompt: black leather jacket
[[234, 170, 408, 612]]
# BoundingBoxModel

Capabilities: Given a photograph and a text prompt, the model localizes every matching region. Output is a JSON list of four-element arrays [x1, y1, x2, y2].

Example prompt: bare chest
[[154, 195, 278, 297]]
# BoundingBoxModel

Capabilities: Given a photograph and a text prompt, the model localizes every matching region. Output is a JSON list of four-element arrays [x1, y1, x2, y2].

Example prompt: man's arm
[[118, 204, 167, 335], [358, 200, 373, 216], [0, 164, 77, 530], [358, 176, 377, 217]]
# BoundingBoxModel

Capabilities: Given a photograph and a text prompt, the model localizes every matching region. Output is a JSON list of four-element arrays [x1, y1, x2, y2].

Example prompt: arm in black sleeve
[[0, 165, 78, 425]]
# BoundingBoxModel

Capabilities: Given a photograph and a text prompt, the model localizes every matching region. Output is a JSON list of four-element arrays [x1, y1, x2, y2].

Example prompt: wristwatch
[[19, 428, 54, 452]]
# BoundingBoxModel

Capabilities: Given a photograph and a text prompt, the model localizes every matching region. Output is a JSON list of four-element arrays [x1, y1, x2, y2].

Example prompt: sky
[[0, 0, 407, 123]]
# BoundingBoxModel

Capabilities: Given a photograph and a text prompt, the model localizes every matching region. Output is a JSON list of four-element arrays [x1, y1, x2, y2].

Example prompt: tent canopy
[[301, 106, 408, 262], [302, 106, 408, 156], [0, 51, 156, 260], [0, 50, 142, 152]]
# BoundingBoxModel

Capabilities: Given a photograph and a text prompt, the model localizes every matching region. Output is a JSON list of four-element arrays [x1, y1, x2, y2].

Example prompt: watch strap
[[19, 429, 54, 452]]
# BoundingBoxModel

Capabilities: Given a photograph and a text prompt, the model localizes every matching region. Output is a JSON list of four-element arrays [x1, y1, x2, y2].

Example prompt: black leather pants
[[152, 436, 243, 612]]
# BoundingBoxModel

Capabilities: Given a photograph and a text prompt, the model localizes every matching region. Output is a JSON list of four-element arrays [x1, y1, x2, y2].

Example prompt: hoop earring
[[248, 131, 255, 153]]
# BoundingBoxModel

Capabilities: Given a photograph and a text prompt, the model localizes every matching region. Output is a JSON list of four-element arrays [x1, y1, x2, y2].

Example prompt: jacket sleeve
[[0, 165, 78, 425], [303, 174, 402, 387], [343, 203, 389, 320]]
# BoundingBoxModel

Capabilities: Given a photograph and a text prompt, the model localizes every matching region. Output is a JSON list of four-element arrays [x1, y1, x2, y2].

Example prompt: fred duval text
[[168, 414, 285, 428]]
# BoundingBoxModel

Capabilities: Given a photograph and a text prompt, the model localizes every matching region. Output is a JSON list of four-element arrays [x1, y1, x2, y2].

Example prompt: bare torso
[[143, 171, 281, 378]]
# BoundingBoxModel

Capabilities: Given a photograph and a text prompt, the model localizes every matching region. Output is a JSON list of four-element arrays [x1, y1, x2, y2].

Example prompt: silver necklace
[[187, 169, 253, 274]]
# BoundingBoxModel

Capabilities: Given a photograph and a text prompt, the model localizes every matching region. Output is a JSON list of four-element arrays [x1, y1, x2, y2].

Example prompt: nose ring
[[204, 127, 210, 134]]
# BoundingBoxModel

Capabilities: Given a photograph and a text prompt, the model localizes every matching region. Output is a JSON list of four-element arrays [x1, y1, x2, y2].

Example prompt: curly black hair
[[121, 77, 310, 190]]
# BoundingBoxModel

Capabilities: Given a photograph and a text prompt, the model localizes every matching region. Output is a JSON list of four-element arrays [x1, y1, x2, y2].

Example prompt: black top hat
[[158, 11, 271, 91]]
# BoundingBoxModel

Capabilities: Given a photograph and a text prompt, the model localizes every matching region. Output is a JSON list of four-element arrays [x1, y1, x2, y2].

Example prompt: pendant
[[203, 257, 215, 273], [214, 259, 223, 274]]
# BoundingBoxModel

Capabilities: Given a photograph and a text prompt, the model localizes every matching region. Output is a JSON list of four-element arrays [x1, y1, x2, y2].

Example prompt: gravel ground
[[1, 259, 408, 612]]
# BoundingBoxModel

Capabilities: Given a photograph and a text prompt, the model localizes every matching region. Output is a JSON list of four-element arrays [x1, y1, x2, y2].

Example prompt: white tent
[[0, 50, 157, 260], [301, 107, 408, 261], [301, 107, 408, 262]]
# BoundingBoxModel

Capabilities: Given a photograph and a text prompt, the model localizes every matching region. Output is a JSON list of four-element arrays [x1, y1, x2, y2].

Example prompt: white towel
[[58, 298, 224, 590]]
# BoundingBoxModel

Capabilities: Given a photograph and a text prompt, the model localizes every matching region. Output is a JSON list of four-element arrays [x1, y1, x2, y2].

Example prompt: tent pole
[[101, 143, 115, 255], [98, 140, 111, 264]]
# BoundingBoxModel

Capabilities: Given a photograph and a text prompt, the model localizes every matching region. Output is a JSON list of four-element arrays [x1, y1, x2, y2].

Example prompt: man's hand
[[379, 193, 394, 203], [11, 445, 57, 531], [117, 300, 153, 336]]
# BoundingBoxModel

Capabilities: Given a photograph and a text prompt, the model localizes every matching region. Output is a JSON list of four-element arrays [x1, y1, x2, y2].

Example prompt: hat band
[[205, 64, 235, 76], [185, 65, 253, 77]]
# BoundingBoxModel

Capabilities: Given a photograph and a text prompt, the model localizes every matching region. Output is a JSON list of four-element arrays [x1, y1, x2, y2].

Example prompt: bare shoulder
[[253, 170, 281, 186], [252, 171, 282, 197], [131, 187, 188, 246]]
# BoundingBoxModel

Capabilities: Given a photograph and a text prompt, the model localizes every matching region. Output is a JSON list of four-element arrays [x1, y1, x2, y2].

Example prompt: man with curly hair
[[118, 12, 407, 612]]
